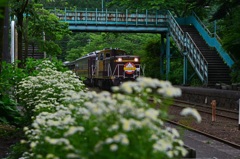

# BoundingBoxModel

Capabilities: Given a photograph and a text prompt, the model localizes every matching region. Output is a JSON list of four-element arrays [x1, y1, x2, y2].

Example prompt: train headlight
[[117, 57, 122, 62], [134, 57, 139, 62]]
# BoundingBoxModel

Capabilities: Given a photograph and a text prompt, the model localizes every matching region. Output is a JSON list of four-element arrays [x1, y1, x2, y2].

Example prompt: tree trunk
[[17, 13, 23, 67], [23, 17, 29, 61]]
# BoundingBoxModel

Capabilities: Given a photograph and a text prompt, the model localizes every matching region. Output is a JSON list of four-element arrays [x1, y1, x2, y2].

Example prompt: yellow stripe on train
[[115, 60, 135, 62]]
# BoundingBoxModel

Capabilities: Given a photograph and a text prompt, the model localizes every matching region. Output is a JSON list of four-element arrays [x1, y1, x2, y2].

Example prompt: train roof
[[64, 48, 129, 65]]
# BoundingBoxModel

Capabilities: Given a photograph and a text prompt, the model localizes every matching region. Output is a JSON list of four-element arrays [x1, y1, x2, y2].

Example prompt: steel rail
[[166, 120, 240, 150]]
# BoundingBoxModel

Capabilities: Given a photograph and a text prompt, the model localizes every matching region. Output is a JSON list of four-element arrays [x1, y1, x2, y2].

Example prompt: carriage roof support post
[[166, 32, 170, 80]]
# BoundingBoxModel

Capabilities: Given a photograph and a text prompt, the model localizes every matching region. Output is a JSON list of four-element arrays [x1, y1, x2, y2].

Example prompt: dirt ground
[[0, 125, 22, 158], [168, 106, 240, 145]]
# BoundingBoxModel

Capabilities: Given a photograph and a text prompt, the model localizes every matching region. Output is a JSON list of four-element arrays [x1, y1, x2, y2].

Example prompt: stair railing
[[167, 11, 208, 84], [167, 12, 185, 51], [185, 32, 208, 83], [191, 12, 234, 67]]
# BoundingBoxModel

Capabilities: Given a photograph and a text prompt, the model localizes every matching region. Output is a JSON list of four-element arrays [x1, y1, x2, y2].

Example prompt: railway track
[[173, 99, 238, 121], [168, 99, 240, 148]]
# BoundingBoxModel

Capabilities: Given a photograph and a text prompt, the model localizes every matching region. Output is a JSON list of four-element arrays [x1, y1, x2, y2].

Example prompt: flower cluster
[[19, 74, 193, 159], [17, 60, 86, 119]]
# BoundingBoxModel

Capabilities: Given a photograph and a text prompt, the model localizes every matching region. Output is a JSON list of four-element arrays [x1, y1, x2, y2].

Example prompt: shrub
[[17, 60, 86, 122], [0, 58, 68, 125], [19, 77, 196, 159]]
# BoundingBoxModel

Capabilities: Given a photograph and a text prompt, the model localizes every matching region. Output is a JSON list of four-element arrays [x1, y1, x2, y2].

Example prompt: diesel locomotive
[[64, 48, 141, 89]]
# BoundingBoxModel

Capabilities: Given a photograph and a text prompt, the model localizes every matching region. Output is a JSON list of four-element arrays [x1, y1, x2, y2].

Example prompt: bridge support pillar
[[183, 52, 188, 85], [166, 32, 170, 80], [160, 34, 165, 77]]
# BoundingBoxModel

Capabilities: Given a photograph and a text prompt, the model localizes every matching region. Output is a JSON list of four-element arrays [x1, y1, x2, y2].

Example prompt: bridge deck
[[52, 8, 169, 32]]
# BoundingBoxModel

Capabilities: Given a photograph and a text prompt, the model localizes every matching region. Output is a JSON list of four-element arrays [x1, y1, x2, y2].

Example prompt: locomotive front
[[107, 49, 141, 86]]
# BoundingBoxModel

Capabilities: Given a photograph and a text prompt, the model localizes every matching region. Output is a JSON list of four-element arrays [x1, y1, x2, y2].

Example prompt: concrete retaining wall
[[176, 86, 240, 110]]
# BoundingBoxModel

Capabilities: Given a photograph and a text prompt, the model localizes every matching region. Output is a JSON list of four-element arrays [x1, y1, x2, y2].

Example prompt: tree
[[36, 0, 104, 9], [65, 33, 90, 61], [27, 5, 71, 57], [9, 0, 71, 65], [107, 0, 208, 17], [207, 0, 240, 60], [9, 0, 31, 65]]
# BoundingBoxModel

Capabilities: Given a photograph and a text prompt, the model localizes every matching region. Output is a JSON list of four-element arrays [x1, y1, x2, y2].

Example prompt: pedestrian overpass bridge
[[51, 8, 234, 86], [54, 8, 169, 33]]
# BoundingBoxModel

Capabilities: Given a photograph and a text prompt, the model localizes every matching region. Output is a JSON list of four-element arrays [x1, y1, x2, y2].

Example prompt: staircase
[[180, 25, 231, 86], [168, 11, 234, 86]]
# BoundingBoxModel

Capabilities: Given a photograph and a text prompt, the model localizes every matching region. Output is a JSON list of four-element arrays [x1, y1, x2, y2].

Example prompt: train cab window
[[100, 53, 104, 60], [106, 53, 110, 58]]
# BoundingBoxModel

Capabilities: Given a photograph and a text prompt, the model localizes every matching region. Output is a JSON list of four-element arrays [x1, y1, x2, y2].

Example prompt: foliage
[[220, 8, 240, 60], [209, 0, 240, 21], [0, 96, 20, 125], [0, 0, 7, 18], [206, 0, 240, 63], [107, 0, 208, 17], [0, 61, 25, 125], [141, 39, 161, 79], [65, 33, 90, 61], [168, 62, 183, 85], [37, 0, 107, 9], [66, 47, 85, 61], [0, 58, 68, 125], [8, 0, 71, 62], [65, 32, 159, 61], [27, 5, 71, 57], [230, 61, 240, 83]]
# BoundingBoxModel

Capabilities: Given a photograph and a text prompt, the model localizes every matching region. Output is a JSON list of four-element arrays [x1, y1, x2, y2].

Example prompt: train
[[64, 48, 141, 89]]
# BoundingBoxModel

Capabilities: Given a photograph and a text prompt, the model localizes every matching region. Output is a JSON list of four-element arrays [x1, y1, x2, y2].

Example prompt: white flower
[[20, 140, 27, 144], [46, 153, 59, 159], [121, 119, 131, 131], [120, 82, 133, 94], [153, 139, 172, 152], [180, 107, 202, 123], [110, 144, 118, 151], [64, 126, 85, 136], [145, 108, 159, 121], [121, 137, 129, 145], [30, 141, 37, 148], [108, 124, 119, 131], [67, 153, 79, 158], [105, 138, 114, 144]]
